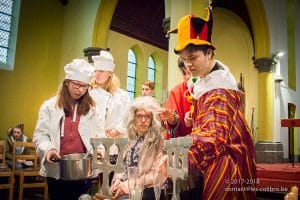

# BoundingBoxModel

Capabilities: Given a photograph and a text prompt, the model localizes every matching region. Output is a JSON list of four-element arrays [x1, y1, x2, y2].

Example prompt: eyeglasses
[[135, 114, 152, 121], [70, 81, 90, 91]]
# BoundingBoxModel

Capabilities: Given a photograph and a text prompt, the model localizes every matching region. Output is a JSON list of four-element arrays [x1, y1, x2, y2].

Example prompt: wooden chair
[[0, 140, 14, 200], [12, 141, 48, 200]]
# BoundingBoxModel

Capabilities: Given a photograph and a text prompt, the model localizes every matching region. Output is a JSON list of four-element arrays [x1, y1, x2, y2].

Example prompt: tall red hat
[[169, 7, 215, 54]]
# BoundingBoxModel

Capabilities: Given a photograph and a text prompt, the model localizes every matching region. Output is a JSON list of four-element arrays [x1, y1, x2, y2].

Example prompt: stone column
[[165, 0, 190, 90], [253, 57, 275, 142], [253, 57, 283, 163]]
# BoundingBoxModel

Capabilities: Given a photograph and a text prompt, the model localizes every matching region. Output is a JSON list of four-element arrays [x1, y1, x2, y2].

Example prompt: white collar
[[187, 61, 238, 99]]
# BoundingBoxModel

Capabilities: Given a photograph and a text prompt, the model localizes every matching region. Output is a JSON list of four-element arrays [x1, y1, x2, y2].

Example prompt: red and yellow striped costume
[[188, 88, 256, 200]]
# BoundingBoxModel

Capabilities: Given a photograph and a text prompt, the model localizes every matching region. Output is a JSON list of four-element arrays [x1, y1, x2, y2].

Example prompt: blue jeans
[[7, 160, 28, 169]]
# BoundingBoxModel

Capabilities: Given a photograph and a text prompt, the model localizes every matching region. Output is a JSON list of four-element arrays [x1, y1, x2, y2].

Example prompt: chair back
[[12, 141, 48, 200], [12, 141, 38, 170], [0, 140, 14, 200], [0, 140, 6, 165]]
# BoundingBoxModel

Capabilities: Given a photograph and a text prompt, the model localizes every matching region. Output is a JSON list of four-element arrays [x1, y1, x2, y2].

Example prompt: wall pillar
[[253, 57, 275, 142], [253, 57, 283, 163], [164, 0, 189, 90]]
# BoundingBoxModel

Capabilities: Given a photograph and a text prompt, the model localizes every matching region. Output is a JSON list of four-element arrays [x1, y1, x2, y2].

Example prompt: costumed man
[[170, 7, 256, 199]]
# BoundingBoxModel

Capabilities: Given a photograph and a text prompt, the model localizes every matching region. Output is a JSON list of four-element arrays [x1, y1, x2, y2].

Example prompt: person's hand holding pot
[[46, 149, 61, 163]]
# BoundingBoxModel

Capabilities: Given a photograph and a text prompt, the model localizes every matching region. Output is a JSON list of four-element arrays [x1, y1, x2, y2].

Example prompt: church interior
[[0, 0, 299, 199]]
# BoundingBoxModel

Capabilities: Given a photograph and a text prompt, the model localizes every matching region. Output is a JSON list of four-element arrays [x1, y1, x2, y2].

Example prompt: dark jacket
[[5, 129, 30, 163]]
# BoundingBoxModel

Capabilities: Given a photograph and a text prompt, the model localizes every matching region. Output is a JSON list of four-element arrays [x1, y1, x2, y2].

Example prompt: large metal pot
[[59, 153, 93, 180]]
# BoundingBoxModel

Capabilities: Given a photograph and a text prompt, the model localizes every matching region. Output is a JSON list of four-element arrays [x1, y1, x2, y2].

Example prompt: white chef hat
[[92, 50, 115, 72], [64, 59, 95, 84]]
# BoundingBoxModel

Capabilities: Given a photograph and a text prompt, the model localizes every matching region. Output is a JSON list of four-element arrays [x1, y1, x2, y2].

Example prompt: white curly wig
[[124, 96, 164, 173], [125, 96, 162, 140]]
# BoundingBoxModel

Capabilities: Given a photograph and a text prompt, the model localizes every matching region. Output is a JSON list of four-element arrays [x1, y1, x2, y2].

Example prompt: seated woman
[[95, 96, 168, 200], [5, 123, 31, 169]]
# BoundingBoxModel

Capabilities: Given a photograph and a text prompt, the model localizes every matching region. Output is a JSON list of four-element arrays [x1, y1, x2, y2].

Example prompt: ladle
[[82, 147, 92, 159]]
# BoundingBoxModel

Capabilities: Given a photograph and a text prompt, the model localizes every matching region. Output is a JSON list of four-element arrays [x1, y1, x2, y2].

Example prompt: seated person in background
[[95, 96, 168, 200], [5, 123, 31, 169], [141, 80, 155, 97]]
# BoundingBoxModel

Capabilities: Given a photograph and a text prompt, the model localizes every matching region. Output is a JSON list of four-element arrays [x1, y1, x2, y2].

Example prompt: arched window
[[127, 49, 136, 100], [0, 0, 21, 70], [148, 56, 155, 81]]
